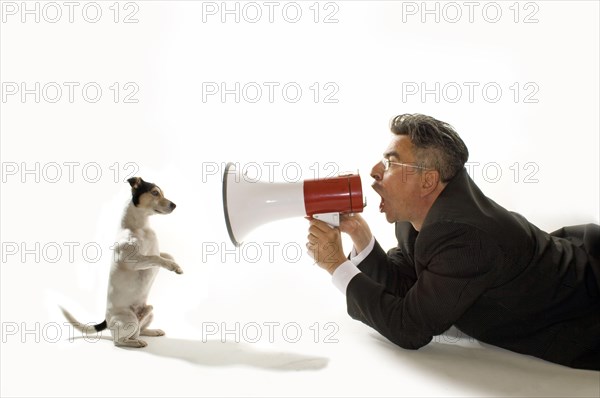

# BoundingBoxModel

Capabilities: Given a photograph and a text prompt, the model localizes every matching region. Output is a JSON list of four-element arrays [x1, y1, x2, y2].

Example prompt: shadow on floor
[[370, 332, 600, 397], [137, 337, 329, 371]]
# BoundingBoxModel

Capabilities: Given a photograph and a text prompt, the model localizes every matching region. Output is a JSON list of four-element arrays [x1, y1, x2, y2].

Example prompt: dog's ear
[[128, 177, 143, 189]]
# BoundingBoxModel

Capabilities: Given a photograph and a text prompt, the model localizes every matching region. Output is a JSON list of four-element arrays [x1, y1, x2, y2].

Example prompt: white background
[[1, 1, 599, 397]]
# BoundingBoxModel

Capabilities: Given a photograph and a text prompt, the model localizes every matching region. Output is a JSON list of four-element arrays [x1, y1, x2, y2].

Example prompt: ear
[[420, 170, 440, 197], [128, 177, 143, 189]]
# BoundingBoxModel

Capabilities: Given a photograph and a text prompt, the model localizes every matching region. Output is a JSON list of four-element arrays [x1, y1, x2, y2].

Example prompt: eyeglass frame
[[380, 158, 432, 171]]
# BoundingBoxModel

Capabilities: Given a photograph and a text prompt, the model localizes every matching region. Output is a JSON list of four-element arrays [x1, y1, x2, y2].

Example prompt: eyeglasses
[[381, 158, 430, 171]]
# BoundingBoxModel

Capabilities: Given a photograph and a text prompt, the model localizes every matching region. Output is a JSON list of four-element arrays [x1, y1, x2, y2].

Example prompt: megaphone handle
[[312, 212, 340, 228]]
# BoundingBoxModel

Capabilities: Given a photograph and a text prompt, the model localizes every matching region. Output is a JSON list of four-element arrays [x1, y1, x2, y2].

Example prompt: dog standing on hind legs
[[62, 177, 182, 348]]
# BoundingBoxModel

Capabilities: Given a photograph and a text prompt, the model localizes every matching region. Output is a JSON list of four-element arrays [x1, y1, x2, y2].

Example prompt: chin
[[384, 212, 396, 223]]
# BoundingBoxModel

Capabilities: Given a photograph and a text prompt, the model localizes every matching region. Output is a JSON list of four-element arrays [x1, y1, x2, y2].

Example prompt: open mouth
[[371, 183, 385, 213]]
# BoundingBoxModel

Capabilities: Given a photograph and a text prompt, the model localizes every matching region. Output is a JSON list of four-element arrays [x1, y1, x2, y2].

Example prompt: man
[[307, 113, 600, 370]]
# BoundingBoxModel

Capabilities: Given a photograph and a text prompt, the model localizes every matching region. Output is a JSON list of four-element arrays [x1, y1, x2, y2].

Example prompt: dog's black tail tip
[[95, 320, 107, 332]]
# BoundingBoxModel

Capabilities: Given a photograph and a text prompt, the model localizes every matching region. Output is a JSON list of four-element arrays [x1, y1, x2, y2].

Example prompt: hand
[[339, 213, 373, 254], [306, 219, 347, 275]]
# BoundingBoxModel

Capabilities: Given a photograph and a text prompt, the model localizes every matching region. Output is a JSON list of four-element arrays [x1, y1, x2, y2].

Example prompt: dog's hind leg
[[139, 307, 165, 337], [109, 312, 147, 348]]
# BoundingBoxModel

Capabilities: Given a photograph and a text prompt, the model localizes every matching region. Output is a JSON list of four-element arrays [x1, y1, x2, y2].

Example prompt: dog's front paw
[[166, 260, 183, 274], [160, 252, 174, 260]]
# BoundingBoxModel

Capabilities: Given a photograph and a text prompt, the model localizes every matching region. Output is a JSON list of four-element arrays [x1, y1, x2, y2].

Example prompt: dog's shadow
[[135, 337, 329, 371]]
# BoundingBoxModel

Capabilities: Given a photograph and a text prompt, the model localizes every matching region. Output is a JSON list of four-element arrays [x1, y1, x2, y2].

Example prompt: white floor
[[2, 256, 599, 398]]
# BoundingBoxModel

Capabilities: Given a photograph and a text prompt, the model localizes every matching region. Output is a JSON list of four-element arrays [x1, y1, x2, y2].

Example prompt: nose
[[170, 202, 176, 210], [370, 161, 383, 182]]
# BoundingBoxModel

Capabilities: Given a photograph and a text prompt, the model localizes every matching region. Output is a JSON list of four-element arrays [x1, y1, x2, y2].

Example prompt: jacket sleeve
[[346, 223, 499, 350], [356, 240, 417, 298]]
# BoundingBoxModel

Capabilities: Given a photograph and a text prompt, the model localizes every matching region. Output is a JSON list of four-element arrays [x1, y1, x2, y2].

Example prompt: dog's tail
[[60, 306, 107, 333]]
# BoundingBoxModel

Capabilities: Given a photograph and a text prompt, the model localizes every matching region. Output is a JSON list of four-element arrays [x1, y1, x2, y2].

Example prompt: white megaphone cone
[[222, 162, 365, 246]]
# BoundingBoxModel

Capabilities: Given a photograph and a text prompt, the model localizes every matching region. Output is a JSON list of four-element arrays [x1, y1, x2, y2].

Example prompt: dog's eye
[[151, 191, 159, 197]]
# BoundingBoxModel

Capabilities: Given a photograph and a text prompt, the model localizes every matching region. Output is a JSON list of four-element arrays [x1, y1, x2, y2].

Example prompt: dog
[[61, 177, 182, 348]]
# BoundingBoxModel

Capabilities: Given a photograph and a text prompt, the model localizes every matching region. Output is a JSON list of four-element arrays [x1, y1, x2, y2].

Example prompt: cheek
[[386, 177, 418, 204], [138, 193, 153, 207], [384, 174, 406, 196]]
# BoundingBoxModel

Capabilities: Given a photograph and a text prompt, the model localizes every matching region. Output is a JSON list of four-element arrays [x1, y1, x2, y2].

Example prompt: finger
[[309, 218, 332, 232], [306, 233, 318, 244], [339, 219, 358, 233], [309, 226, 339, 243], [305, 242, 316, 259], [340, 213, 355, 222], [308, 224, 329, 239]]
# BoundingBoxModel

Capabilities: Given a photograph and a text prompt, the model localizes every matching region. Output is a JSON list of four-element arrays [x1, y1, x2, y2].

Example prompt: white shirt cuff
[[350, 236, 376, 265], [332, 236, 376, 295], [332, 261, 361, 295]]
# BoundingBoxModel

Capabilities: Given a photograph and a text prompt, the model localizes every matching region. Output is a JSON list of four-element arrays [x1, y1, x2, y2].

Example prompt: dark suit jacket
[[347, 168, 600, 370]]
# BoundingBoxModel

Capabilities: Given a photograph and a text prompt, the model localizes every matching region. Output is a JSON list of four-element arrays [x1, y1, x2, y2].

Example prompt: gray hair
[[390, 113, 469, 182]]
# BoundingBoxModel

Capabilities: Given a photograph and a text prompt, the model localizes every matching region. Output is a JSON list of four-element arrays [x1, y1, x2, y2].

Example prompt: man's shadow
[[135, 337, 329, 371], [371, 330, 599, 396]]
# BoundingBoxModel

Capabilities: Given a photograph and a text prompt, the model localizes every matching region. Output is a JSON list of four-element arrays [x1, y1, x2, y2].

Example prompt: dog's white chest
[[134, 228, 159, 255]]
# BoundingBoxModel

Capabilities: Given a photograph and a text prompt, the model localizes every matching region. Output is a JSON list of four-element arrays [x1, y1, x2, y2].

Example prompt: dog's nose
[[170, 202, 176, 210]]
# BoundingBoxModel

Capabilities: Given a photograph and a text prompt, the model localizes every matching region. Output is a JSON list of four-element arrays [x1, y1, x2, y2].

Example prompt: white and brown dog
[[62, 177, 182, 348]]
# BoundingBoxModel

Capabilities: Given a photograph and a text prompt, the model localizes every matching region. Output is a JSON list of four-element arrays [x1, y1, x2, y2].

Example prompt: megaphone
[[222, 162, 365, 247]]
